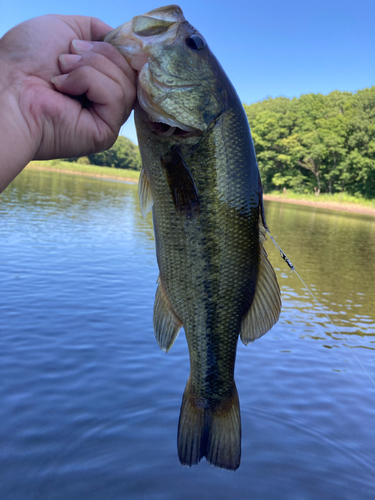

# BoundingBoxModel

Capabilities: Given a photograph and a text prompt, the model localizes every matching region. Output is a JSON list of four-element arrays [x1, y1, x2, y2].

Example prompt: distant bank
[[26, 161, 375, 217], [26, 160, 139, 184], [263, 194, 375, 217]]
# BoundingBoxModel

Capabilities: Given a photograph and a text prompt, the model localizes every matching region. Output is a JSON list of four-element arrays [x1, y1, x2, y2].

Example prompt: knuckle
[[80, 50, 101, 67], [115, 84, 127, 105]]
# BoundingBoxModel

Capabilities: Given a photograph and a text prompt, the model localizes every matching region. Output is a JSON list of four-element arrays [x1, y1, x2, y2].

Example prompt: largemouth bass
[[104, 4, 281, 471]]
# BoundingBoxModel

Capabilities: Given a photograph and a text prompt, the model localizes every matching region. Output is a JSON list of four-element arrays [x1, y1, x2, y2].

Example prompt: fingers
[[58, 42, 135, 87], [52, 62, 136, 137], [68, 39, 136, 85], [51, 38, 136, 136], [47, 16, 138, 155], [89, 17, 113, 41]]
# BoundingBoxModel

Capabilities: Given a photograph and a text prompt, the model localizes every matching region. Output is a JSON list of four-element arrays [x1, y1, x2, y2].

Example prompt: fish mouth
[[137, 100, 199, 139], [147, 121, 197, 138]]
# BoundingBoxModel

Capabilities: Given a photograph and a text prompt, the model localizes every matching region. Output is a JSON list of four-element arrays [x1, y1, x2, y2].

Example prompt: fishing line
[[267, 230, 375, 388]]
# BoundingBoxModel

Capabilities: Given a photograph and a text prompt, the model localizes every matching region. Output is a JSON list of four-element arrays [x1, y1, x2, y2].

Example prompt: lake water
[[1, 169, 374, 499]]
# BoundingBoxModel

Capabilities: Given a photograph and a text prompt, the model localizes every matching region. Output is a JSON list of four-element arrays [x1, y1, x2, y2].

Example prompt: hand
[[0, 14, 136, 192]]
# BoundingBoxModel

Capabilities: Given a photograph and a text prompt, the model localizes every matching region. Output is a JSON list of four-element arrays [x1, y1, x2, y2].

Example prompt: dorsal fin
[[240, 220, 281, 345]]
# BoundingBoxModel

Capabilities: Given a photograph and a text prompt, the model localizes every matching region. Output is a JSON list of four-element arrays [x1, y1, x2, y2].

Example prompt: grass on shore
[[27, 159, 140, 182], [265, 190, 375, 209]]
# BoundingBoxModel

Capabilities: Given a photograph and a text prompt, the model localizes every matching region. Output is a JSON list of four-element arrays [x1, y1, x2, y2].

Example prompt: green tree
[[66, 135, 142, 171], [339, 87, 375, 197], [244, 87, 375, 198], [88, 136, 142, 171]]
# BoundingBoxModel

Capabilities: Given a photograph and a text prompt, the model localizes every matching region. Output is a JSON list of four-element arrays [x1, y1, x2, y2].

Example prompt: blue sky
[[1, 0, 374, 144]]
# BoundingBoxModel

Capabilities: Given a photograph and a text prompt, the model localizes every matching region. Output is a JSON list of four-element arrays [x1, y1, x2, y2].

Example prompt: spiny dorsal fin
[[161, 145, 199, 218], [153, 276, 182, 352], [240, 223, 281, 345], [138, 167, 154, 218]]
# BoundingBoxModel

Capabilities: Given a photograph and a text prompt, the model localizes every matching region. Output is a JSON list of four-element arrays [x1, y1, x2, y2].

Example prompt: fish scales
[[105, 4, 281, 470]]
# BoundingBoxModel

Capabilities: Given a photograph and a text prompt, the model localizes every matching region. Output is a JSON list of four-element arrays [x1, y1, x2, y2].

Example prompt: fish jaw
[[104, 6, 227, 134], [103, 5, 184, 70]]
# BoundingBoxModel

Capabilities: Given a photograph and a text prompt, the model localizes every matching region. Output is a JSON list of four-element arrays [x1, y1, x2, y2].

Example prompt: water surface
[[1, 169, 374, 499]]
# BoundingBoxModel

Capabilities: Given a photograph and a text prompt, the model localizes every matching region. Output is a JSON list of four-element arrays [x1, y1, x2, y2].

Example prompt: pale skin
[[0, 14, 137, 193]]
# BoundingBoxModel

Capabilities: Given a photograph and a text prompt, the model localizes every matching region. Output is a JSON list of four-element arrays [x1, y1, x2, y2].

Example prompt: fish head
[[104, 5, 229, 136]]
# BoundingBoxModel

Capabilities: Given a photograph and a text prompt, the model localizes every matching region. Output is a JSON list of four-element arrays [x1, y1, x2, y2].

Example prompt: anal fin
[[153, 276, 182, 352]]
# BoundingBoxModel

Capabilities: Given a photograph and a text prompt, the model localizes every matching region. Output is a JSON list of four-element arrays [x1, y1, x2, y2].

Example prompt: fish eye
[[186, 35, 206, 51]]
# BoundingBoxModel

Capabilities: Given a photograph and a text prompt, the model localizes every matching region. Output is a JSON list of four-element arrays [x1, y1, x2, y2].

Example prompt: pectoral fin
[[240, 224, 281, 345], [138, 167, 154, 218], [153, 276, 182, 352], [161, 145, 199, 217]]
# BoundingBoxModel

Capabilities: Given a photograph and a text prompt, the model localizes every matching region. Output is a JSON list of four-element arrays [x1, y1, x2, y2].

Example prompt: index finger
[[69, 39, 136, 85]]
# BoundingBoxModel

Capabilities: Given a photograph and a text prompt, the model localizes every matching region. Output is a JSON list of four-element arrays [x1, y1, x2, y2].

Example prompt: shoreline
[[26, 164, 139, 184], [263, 194, 375, 217], [26, 164, 375, 217]]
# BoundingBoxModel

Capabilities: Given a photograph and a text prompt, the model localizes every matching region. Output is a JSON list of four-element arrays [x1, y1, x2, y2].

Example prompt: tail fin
[[177, 380, 241, 471]]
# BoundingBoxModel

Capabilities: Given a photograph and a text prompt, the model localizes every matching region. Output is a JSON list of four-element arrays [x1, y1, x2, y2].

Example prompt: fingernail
[[59, 54, 81, 67], [51, 74, 69, 85], [72, 39, 93, 53]]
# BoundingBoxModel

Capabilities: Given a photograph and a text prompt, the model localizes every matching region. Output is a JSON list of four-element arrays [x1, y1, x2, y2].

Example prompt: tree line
[[67, 135, 142, 171], [244, 86, 375, 198]]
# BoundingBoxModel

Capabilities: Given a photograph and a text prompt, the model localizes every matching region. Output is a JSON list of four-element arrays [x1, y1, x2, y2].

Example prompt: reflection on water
[[1, 169, 374, 499], [264, 201, 375, 347]]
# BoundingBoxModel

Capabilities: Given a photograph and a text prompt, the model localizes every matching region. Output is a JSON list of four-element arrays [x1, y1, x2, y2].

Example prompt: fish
[[104, 4, 281, 471]]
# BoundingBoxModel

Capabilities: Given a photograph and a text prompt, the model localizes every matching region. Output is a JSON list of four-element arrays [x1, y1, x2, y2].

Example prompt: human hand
[[0, 14, 136, 191]]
